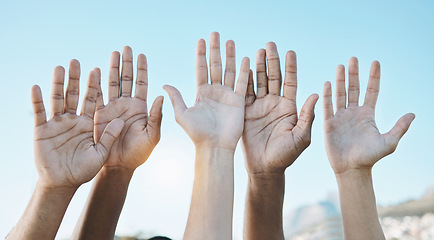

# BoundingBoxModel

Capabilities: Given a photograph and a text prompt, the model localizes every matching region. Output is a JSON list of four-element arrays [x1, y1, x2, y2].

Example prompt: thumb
[[95, 118, 125, 160], [292, 94, 319, 149], [383, 113, 415, 154], [147, 96, 164, 144], [296, 94, 319, 132], [163, 85, 187, 123]]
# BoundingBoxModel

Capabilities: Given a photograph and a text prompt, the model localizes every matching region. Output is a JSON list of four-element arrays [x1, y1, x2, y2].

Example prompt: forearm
[[71, 166, 134, 240], [184, 147, 235, 240], [336, 168, 385, 240], [244, 172, 285, 240], [7, 180, 76, 240]]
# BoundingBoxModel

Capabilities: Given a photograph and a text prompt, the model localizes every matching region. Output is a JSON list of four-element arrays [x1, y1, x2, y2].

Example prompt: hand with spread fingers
[[7, 61, 124, 240], [33, 60, 125, 189], [323, 57, 414, 240], [164, 34, 250, 151], [323, 58, 415, 174], [242, 43, 319, 174], [164, 32, 250, 240], [94, 46, 164, 171], [242, 43, 318, 240], [72, 47, 163, 240]]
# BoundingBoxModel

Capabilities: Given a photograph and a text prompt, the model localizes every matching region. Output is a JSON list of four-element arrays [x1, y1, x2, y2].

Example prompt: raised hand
[[164, 32, 249, 240], [94, 46, 163, 171], [323, 57, 415, 174], [164, 32, 250, 151], [32, 60, 124, 189], [8, 60, 124, 240], [71, 48, 163, 239], [242, 43, 318, 240], [242, 43, 318, 174]]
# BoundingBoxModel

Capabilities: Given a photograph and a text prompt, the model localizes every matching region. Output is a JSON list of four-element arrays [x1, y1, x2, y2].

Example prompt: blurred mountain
[[284, 185, 434, 240]]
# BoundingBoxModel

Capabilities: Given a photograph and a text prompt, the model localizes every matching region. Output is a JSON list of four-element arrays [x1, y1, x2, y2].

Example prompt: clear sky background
[[0, 0, 433, 239]]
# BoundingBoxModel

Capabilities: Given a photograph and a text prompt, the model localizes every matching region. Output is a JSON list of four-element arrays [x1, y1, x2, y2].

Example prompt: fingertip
[[372, 60, 380, 66], [70, 59, 80, 68], [286, 50, 296, 58], [112, 118, 125, 128], [93, 67, 101, 76], [324, 81, 332, 88], [266, 41, 277, 50], [197, 39, 206, 54], [112, 51, 121, 58], [336, 64, 345, 71], [138, 53, 147, 63], [226, 40, 235, 47], [349, 56, 358, 64], [156, 95, 164, 103], [123, 45, 132, 52], [241, 57, 250, 69], [257, 48, 266, 57], [31, 85, 42, 99], [54, 65, 65, 74], [31, 84, 41, 92], [88, 70, 99, 85], [210, 31, 220, 38]]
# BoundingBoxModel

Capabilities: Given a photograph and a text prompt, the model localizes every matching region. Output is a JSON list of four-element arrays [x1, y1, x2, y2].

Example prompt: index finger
[[135, 54, 148, 102], [363, 61, 381, 109]]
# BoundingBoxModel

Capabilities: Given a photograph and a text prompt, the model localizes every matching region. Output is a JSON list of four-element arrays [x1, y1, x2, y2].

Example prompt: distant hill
[[379, 186, 434, 218], [284, 185, 434, 240]]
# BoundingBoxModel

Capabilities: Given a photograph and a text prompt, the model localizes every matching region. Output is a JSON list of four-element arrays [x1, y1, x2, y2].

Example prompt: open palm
[[323, 58, 415, 174], [164, 33, 250, 150], [32, 61, 123, 188], [94, 47, 163, 170], [242, 44, 318, 174]]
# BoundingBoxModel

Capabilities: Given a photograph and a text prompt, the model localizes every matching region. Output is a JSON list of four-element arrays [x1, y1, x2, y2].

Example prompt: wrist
[[101, 165, 135, 177], [194, 140, 238, 153], [35, 179, 78, 196], [335, 168, 373, 185], [247, 172, 285, 192], [195, 146, 236, 158]]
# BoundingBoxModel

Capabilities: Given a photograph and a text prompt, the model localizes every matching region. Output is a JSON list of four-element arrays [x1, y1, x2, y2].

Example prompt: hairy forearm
[[7, 181, 76, 240], [336, 168, 385, 240], [71, 166, 134, 240], [183, 147, 235, 240], [244, 172, 285, 240]]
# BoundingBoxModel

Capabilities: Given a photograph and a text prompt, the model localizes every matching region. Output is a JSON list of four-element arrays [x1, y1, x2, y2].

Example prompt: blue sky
[[0, 0, 433, 239]]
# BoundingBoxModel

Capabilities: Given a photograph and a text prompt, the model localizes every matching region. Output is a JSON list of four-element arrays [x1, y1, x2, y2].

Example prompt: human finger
[[266, 42, 282, 95], [224, 40, 236, 89], [108, 51, 120, 101], [120, 46, 133, 97]]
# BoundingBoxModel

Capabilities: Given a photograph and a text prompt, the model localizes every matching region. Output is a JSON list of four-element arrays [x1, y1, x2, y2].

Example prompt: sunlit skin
[[242, 43, 318, 240], [323, 57, 415, 240], [165, 32, 250, 240], [72, 47, 163, 240], [94, 47, 163, 171], [8, 61, 124, 240]]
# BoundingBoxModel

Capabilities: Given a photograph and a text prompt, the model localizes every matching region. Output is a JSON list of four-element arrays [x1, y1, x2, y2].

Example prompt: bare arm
[[241, 44, 318, 240], [8, 61, 123, 239], [71, 47, 163, 239], [323, 57, 415, 239], [164, 32, 250, 240]]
